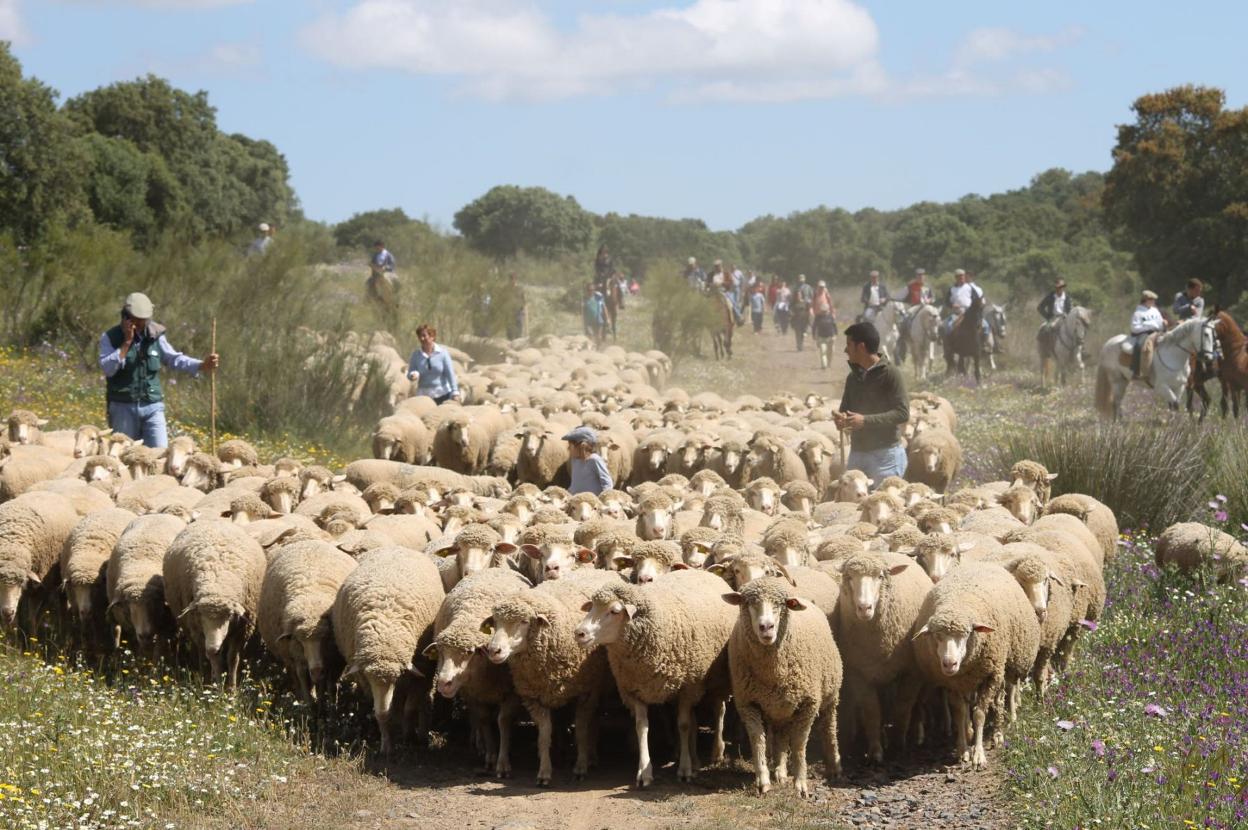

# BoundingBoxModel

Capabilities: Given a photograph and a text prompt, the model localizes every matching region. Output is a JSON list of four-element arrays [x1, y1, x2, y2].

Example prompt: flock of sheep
[[0, 332, 1231, 797]]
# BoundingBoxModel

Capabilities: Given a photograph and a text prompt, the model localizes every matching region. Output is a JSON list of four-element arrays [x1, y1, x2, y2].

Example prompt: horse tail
[[1094, 362, 1115, 418]]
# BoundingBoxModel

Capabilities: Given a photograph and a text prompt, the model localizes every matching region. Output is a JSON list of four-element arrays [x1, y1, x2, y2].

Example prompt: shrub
[[647, 264, 723, 361]]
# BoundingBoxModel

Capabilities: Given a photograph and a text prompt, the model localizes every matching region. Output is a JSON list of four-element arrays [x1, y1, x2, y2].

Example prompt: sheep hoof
[[795, 780, 810, 799], [756, 782, 771, 796], [536, 776, 552, 787]]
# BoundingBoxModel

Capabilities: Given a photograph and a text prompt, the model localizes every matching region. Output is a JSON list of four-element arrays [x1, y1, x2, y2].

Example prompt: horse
[[865, 300, 905, 361], [944, 291, 986, 383], [983, 303, 1008, 370], [601, 278, 623, 340], [1039, 306, 1092, 388], [710, 289, 735, 360], [904, 304, 942, 381], [1094, 316, 1216, 420], [1207, 309, 1248, 417]]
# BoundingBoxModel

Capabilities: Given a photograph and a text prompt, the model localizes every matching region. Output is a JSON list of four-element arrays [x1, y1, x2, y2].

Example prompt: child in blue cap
[[564, 425, 613, 495]]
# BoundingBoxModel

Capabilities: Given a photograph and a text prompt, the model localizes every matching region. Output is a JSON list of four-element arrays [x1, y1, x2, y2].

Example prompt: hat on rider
[[954, 268, 966, 277], [687, 257, 696, 266], [817, 280, 827, 287], [869, 270, 880, 278], [1055, 279, 1066, 289], [915, 268, 925, 276], [798, 274, 807, 282], [1141, 290, 1158, 301]]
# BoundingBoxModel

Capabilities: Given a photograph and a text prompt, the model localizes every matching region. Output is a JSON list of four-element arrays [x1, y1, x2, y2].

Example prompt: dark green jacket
[[105, 322, 167, 404], [838, 357, 909, 451]]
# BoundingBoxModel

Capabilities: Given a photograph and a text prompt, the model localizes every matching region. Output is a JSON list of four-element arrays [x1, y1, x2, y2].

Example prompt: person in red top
[[906, 268, 933, 306], [767, 275, 781, 308]]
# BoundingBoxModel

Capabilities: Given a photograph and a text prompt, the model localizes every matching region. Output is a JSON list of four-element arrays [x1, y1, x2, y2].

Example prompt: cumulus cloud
[[0, 0, 27, 44], [954, 25, 1085, 67], [299, 0, 882, 101]]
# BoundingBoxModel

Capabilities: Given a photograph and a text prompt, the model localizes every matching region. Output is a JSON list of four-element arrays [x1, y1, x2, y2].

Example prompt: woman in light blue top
[[407, 324, 461, 405]]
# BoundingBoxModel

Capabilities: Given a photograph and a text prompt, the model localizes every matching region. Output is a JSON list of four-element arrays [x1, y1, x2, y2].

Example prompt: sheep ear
[[866, 478, 875, 486], [670, 562, 689, 572], [277, 632, 293, 643], [972, 623, 995, 634], [574, 548, 595, 564], [773, 561, 796, 587], [580, 601, 593, 612], [35, 418, 49, 427], [888, 563, 909, 576], [520, 544, 543, 560], [406, 661, 424, 677], [479, 617, 495, 635], [784, 596, 807, 611], [721, 592, 744, 606], [911, 623, 930, 641], [895, 546, 916, 557], [532, 613, 550, 628], [26, 570, 41, 586], [1071, 578, 1088, 589], [621, 602, 638, 619], [434, 543, 459, 558], [956, 541, 976, 553], [1045, 473, 1058, 481], [1048, 572, 1065, 586], [99, 428, 113, 437], [421, 643, 439, 660], [332, 474, 347, 484], [494, 542, 518, 555]]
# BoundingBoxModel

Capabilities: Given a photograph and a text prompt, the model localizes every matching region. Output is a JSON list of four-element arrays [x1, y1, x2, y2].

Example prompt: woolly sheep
[[60, 507, 136, 633], [911, 562, 1041, 769], [295, 491, 372, 527], [574, 570, 735, 786], [699, 492, 746, 537], [904, 428, 962, 494], [995, 485, 1043, 525], [746, 437, 808, 487], [813, 501, 863, 526], [500, 523, 592, 584], [164, 435, 196, 478], [28, 477, 115, 516], [106, 513, 185, 653], [0, 445, 73, 500], [834, 551, 932, 763], [432, 414, 494, 475], [484, 568, 621, 785], [782, 480, 818, 517], [425, 568, 531, 776], [259, 476, 302, 515], [1009, 460, 1057, 505], [0, 491, 80, 630], [372, 413, 432, 464], [689, 469, 727, 497], [5, 409, 48, 445], [859, 491, 905, 526], [486, 432, 523, 479], [814, 536, 870, 564], [513, 422, 572, 488], [258, 540, 358, 701], [761, 518, 812, 568], [635, 489, 678, 541], [958, 506, 1024, 539], [712, 552, 839, 616], [162, 520, 267, 687], [744, 477, 783, 516], [180, 453, 224, 492], [1155, 522, 1248, 583], [332, 546, 445, 755], [1030, 513, 1105, 570], [1043, 493, 1119, 563], [832, 470, 873, 503], [723, 577, 843, 796], [679, 526, 720, 569], [909, 533, 978, 583], [621, 540, 685, 584]]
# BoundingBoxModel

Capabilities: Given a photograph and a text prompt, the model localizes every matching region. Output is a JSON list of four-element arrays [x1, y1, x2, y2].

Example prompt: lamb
[[371, 413, 432, 464], [0, 445, 74, 500], [832, 470, 873, 503], [425, 568, 531, 776], [761, 518, 812, 568], [1155, 522, 1248, 583], [162, 520, 267, 687], [258, 540, 358, 702], [514, 422, 572, 488], [164, 435, 196, 478], [781, 480, 819, 517], [744, 477, 783, 516], [432, 414, 493, 475], [1009, 460, 1057, 505], [911, 562, 1041, 769], [995, 485, 1043, 525], [904, 428, 962, 494], [622, 540, 685, 584], [0, 491, 80, 630], [484, 569, 621, 785], [746, 437, 808, 486], [635, 489, 678, 541], [1043, 493, 1119, 563], [180, 453, 224, 492], [834, 551, 932, 763], [499, 523, 592, 584], [6, 409, 48, 445], [574, 570, 735, 787], [723, 577, 843, 796], [332, 546, 445, 755], [60, 507, 137, 635], [106, 513, 186, 653]]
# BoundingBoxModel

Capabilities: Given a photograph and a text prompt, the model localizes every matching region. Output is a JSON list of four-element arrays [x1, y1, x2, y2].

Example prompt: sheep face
[[0, 578, 28, 627], [484, 614, 535, 663], [521, 542, 593, 582], [913, 446, 943, 475], [122, 600, 160, 646], [288, 633, 332, 690], [723, 588, 806, 646], [455, 540, 498, 578], [73, 426, 109, 459], [449, 421, 473, 452], [699, 505, 730, 533], [265, 489, 296, 515], [913, 621, 994, 676], [747, 485, 779, 516], [164, 438, 194, 476], [765, 540, 805, 568], [637, 505, 673, 541], [181, 464, 215, 493], [840, 561, 909, 621], [641, 443, 668, 474], [683, 541, 712, 569], [713, 557, 774, 589], [503, 498, 534, 524], [493, 519, 522, 544], [861, 497, 897, 526], [997, 488, 1041, 525], [629, 551, 681, 585], [574, 597, 630, 647], [66, 584, 95, 623], [429, 643, 477, 698], [834, 472, 872, 503], [913, 539, 970, 583], [600, 496, 628, 520], [7, 412, 46, 444], [720, 446, 743, 477], [567, 499, 598, 523], [596, 541, 632, 572], [372, 432, 401, 461], [300, 477, 324, 499], [518, 428, 552, 459]]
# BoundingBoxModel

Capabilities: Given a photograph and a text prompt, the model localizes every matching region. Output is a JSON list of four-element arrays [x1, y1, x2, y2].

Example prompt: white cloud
[[954, 25, 1084, 67], [118, 39, 262, 79], [0, 0, 27, 44]]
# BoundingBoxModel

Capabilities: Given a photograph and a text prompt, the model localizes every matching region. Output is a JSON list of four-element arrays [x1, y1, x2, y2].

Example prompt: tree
[[1104, 86, 1248, 302], [453, 185, 594, 260], [334, 207, 413, 250], [78, 134, 182, 247], [0, 44, 88, 243], [890, 212, 981, 275]]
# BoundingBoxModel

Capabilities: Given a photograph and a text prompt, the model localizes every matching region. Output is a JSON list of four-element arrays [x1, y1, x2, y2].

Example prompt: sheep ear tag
[[575, 548, 595, 564], [479, 617, 495, 635], [784, 597, 807, 611]]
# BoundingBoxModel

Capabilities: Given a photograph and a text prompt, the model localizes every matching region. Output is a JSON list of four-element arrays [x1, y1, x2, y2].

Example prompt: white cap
[[869, 270, 880, 278], [798, 274, 807, 281], [954, 268, 966, 276], [915, 267, 926, 275], [817, 280, 827, 287], [258, 223, 270, 232], [687, 257, 696, 265]]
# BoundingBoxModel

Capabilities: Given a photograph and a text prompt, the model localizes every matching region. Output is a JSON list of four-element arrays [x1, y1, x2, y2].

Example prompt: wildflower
[[1047, 765, 1059, 779], [1215, 510, 1229, 523], [1056, 720, 1075, 731], [1080, 619, 1098, 631], [1092, 739, 1106, 758], [1144, 703, 1168, 718]]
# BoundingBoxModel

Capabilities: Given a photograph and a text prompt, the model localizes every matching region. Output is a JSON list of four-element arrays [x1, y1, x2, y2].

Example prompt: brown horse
[[602, 278, 623, 340], [710, 290, 735, 359], [1206, 309, 1248, 417]]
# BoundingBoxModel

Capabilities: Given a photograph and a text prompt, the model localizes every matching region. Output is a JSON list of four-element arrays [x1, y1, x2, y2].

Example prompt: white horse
[[984, 304, 1007, 370], [865, 300, 906, 361], [1094, 316, 1216, 419], [1043, 306, 1092, 387], [907, 304, 942, 380]]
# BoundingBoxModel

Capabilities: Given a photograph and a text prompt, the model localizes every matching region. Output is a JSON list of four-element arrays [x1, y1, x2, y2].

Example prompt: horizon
[[4, 1, 1245, 231]]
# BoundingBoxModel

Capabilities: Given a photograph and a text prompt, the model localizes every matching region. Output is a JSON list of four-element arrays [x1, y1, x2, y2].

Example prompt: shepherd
[[98, 292, 219, 448]]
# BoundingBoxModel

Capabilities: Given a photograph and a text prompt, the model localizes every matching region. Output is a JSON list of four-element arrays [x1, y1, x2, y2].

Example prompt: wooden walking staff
[[210, 318, 217, 456]]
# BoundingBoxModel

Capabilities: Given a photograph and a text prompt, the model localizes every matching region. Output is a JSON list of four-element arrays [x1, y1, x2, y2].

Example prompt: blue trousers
[[108, 401, 169, 448], [847, 444, 908, 486]]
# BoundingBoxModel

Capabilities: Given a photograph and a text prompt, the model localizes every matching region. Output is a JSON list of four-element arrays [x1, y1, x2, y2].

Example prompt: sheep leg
[[952, 693, 970, 765], [971, 695, 990, 770], [772, 722, 791, 785], [495, 697, 519, 778], [710, 697, 727, 765], [676, 691, 698, 782], [740, 703, 771, 795], [820, 705, 842, 781], [573, 690, 599, 781], [788, 702, 817, 798], [468, 702, 495, 770], [527, 701, 554, 786], [368, 676, 397, 757], [859, 685, 885, 764], [292, 662, 311, 704], [624, 692, 653, 788], [890, 679, 922, 756]]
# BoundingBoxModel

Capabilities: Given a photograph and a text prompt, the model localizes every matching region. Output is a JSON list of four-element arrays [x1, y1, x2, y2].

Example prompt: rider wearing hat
[[1037, 278, 1073, 357], [1172, 278, 1205, 320], [860, 270, 891, 322], [1129, 290, 1165, 379]]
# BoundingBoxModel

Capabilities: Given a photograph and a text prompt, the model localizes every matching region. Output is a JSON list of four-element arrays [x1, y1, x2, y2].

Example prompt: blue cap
[[561, 426, 598, 446]]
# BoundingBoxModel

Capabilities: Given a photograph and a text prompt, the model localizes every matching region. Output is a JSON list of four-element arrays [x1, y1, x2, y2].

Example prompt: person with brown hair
[[1173, 278, 1205, 320], [406, 324, 461, 404]]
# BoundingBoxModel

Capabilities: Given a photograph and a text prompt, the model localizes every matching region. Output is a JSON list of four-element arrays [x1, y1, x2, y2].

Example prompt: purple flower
[[1144, 703, 1168, 718], [1215, 510, 1229, 523], [1092, 739, 1106, 758], [1141, 765, 1155, 774], [1056, 720, 1075, 731], [1080, 619, 1098, 631], [1046, 765, 1059, 779]]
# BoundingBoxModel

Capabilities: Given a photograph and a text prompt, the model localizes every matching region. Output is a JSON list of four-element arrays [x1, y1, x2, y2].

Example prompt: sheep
[[295, 491, 371, 528], [592, 527, 640, 572], [0, 445, 74, 500], [217, 439, 259, 469], [484, 568, 621, 785], [571, 515, 631, 552], [1030, 513, 1106, 570], [6, 409, 49, 445], [371, 413, 432, 464], [957, 506, 1024, 540], [795, 437, 839, 500], [0, 491, 80, 630], [723, 577, 843, 796], [712, 435, 752, 488], [259, 476, 302, 515], [995, 485, 1042, 525], [747, 437, 809, 486], [598, 488, 633, 520], [28, 477, 115, 516], [229, 492, 277, 524], [500, 523, 593, 584], [258, 540, 358, 702], [436, 523, 510, 586], [680, 526, 721, 569], [361, 482, 400, 514], [630, 429, 680, 485], [164, 435, 196, 478], [909, 533, 978, 583], [689, 469, 727, 497], [832, 470, 873, 503], [635, 489, 678, 541], [761, 518, 811, 568], [814, 536, 870, 564], [899, 482, 935, 508], [834, 551, 932, 763], [813, 501, 863, 527], [875, 512, 917, 534], [1043, 493, 1119, 563], [565, 492, 602, 523], [712, 552, 839, 616], [486, 432, 522, 479], [425, 568, 531, 777], [1009, 460, 1057, 505], [904, 428, 962, 494], [299, 465, 335, 499], [180, 453, 224, 492], [106, 513, 185, 653], [782, 480, 818, 517], [332, 546, 445, 755], [432, 414, 493, 475], [120, 445, 167, 480], [911, 562, 1041, 770], [60, 507, 137, 636], [513, 422, 572, 488], [743, 477, 783, 516], [915, 506, 963, 535], [70, 425, 113, 459], [622, 540, 685, 584], [859, 491, 905, 526], [162, 520, 267, 688], [1155, 522, 1248, 583], [574, 570, 735, 787]]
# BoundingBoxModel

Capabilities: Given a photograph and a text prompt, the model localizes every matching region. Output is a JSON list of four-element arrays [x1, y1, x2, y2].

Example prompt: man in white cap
[[1128, 289, 1165, 379], [98, 293, 219, 448], [684, 257, 705, 290], [248, 222, 273, 255], [944, 268, 985, 336], [860, 270, 891, 322]]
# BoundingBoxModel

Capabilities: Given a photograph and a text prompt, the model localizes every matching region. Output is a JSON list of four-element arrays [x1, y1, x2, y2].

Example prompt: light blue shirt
[[569, 453, 613, 495], [373, 249, 396, 271], [98, 330, 203, 379], [407, 344, 459, 400], [749, 291, 765, 313]]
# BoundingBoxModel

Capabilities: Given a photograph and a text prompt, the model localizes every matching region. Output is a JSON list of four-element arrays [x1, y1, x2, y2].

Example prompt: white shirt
[[948, 282, 982, 311], [868, 285, 880, 306], [1130, 304, 1165, 335]]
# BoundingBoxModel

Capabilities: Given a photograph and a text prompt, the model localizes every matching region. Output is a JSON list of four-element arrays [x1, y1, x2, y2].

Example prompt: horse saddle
[[1119, 332, 1159, 376]]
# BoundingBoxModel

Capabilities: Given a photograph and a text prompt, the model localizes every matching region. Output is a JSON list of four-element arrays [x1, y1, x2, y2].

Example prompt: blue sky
[[4, 0, 1245, 231]]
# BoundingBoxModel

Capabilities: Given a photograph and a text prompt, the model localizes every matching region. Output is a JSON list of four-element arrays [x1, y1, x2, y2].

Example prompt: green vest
[[105, 322, 167, 404]]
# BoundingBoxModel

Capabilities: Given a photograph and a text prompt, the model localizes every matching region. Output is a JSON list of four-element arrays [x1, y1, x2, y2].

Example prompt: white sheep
[[723, 577, 843, 797], [1043, 493, 1119, 563], [0, 445, 74, 500], [0, 491, 80, 630], [1155, 521, 1247, 583], [332, 546, 445, 755], [60, 507, 136, 635], [372, 413, 432, 464], [575, 568, 735, 787], [258, 540, 358, 702], [832, 470, 873, 503], [483, 568, 621, 786], [162, 520, 267, 688], [106, 513, 186, 653], [904, 428, 962, 494]]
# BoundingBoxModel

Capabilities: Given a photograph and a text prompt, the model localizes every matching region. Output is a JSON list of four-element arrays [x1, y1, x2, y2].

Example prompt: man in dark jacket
[[860, 270, 891, 322], [834, 321, 909, 485], [1036, 278, 1073, 357]]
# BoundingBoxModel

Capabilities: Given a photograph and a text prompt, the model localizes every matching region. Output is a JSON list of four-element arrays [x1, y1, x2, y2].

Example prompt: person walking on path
[[564, 426, 613, 496], [407, 324, 462, 404], [583, 283, 607, 343], [812, 280, 838, 369], [749, 283, 766, 334], [774, 281, 792, 334], [834, 321, 909, 485], [98, 292, 219, 448], [791, 275, 813, 351]]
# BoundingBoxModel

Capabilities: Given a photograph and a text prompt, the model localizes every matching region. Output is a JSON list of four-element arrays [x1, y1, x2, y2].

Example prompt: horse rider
[[1173, 278, 1205, 320], [1128, 289, 1165, 379], [1036, 278, 1073, 356], [897, 268, 933, 359], [684, 257, 705, 290], [943, 269, 987, 337], [860, 270, 890, 323]]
